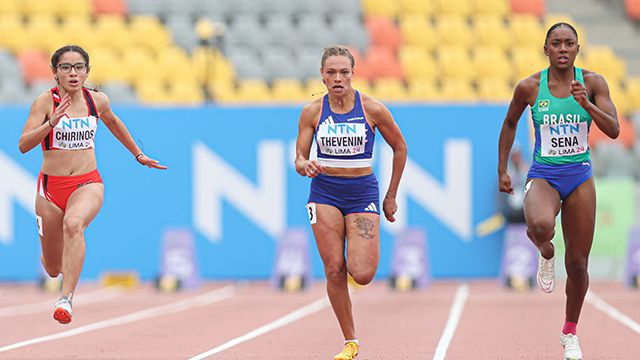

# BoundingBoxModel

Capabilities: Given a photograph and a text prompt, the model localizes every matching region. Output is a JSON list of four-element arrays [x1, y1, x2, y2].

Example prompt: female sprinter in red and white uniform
[[18, 45, 167, 324]]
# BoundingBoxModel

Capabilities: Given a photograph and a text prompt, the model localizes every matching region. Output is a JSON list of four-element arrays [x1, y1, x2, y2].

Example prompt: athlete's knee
[[565, 257, 589, 278], [63, 216, 84, 237], [324, 261, 347, 282], [44, 264, 62, 277], [349, 269, 375, 285], [526, 219, 555, 243]]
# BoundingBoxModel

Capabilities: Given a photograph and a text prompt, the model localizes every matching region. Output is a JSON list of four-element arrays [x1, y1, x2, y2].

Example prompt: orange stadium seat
[[510, 0, 545, 17], [365, 17, 403, 52], [18, 50, 53, 85], [627, 0, 640, 19], [364, 46, 404, 81], [589, 116, 635, 149], [92, 0, 127, 15]]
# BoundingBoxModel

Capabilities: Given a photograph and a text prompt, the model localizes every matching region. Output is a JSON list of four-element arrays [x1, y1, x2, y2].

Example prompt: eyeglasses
[[57, 62, 88, 73]]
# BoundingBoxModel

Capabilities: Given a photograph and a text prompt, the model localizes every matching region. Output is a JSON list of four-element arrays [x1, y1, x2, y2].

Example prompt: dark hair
[[545, 22, 578, 44], [51, 45, 90, 68], [321, 45, 355, 68]]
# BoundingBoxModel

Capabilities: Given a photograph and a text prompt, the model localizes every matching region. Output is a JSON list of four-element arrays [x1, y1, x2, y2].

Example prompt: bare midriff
[[322, 166, 373, 177], [42, 149, 97, 176]]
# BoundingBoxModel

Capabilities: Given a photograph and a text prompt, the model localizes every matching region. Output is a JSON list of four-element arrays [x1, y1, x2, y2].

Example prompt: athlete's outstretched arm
[[498, 79, 534, 194], [95, 92, 167, 169], [365, 97, 407, 222], [294, 101, 324, 177], [575, 73, 619, 139], [18, 92, 70, 153]]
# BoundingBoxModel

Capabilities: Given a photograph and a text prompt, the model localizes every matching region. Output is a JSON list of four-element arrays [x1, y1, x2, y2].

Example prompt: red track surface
[[0, 280, 638, 359]]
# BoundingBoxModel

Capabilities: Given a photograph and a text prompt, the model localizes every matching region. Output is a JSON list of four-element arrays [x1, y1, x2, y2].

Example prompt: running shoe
[[334, 341, 359, 360], [536, 254, 555, 293], [53, 296, 72, 324], [560, 333, 583, 360]]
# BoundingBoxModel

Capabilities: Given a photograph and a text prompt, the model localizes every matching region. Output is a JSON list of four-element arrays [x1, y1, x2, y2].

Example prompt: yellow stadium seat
[[472, 0, 509, 17], [440, 77, 477, 102], [399, 45, 438, 81], [406, 79, 442, 102], [192, 47, 236, 87], [235, 79, 273, 103], [88, 47, 127, 84], [121, 48, 158, 85], [543, 14, 587, 44], [472, 46, 513, 82], [210, 82, 237, 103], [158, 48, 199, 85], [351, 78, 372, 95], [362, 0, 400, 18], [271, 78, 307, 103], [608, 81, 630, 115], [0, 0, 20, 16], [303, 78, 327, 98], [437, 45, 474, 82], [398, 0, 435, 18], [371, 77, 409, 102], [129, 16, 173, 55], [398, 15, 438, 51], [167, 80, 205, 105], [94, 15, 135, 51], [24, 14, 61, 51], [136, 80, 171, 105], [472, 15, 511, 51], [582, 46, 626, 85], [477, 78, 513, 102], [511, 46, 547, 81], [0, 15, 25, 50], [434, 15, 475, 48], [509, 14, 545, 49], [22, 0, 57, 16], [625, 77, 640, 112], [435, 0, 472, 17], [50, 0, 92, 18]]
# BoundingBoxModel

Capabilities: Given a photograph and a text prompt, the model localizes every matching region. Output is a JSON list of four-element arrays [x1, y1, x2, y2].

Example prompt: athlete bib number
[[540, 122, 588, 157]]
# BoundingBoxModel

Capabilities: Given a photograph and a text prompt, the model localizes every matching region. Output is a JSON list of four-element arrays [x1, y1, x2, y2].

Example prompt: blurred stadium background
[[1, 0, 639, 287]]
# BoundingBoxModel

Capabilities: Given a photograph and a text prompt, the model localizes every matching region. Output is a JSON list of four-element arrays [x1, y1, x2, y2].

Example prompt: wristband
[[135, 153, 144, 163], [48, 119, 54, 128]]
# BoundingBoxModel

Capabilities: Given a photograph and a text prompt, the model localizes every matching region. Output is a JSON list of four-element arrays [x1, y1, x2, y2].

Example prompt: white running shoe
[[53, 297, 72, 324], [560, 333, 583, 360], [536, 254, 555, 293]]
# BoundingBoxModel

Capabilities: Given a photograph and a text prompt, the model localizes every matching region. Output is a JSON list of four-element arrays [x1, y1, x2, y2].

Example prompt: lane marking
[[0, 284, 236, 354], [433, 283, 470, 360], [188, 296, 329, 360], [586, 290, 640, 334], [0, 287, 122, 318]]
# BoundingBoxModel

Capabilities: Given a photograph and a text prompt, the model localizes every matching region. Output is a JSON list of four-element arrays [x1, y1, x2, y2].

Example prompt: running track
[[0, 280, 638, 359]]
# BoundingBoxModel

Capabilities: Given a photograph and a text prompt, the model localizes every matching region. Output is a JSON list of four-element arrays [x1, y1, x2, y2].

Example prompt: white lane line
[[586, 290, 640, 334], [0, 287, 123, 318], [0, 284, 236, 354], [188, 296, 329, 360], [433, 283, 470, 360]]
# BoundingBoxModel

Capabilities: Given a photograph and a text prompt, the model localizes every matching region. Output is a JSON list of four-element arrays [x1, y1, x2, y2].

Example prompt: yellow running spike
[[334, 341, 359, 360]]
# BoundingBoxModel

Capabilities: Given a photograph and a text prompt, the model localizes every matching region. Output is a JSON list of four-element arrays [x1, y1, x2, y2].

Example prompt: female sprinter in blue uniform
[[295, 45, 407, 360], [498, 23, 619, 360], [18, 45, 166, 324]]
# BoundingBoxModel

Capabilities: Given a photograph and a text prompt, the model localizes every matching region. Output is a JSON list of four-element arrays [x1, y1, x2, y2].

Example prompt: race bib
[[52, 116, 97, 150], [540, 122, 588, 157], [316, 123, 366, 156]]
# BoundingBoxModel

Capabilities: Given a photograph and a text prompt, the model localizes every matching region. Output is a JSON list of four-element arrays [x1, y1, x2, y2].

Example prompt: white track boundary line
[[188, 296, 329, 360], [433, 283, 470, 360], [0, 284, 236, 354], [586, 290, 640, 334], [0, 287, 123, 318]]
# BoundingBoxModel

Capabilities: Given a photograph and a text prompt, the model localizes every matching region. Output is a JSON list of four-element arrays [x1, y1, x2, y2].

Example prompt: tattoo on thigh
[[355, 217, 375, 240]]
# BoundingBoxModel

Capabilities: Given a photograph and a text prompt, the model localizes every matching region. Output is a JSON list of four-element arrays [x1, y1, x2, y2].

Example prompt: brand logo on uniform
[[538, 100, 550, 112], [364, 202, 377, 212], [321, 115, 334, 125]]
